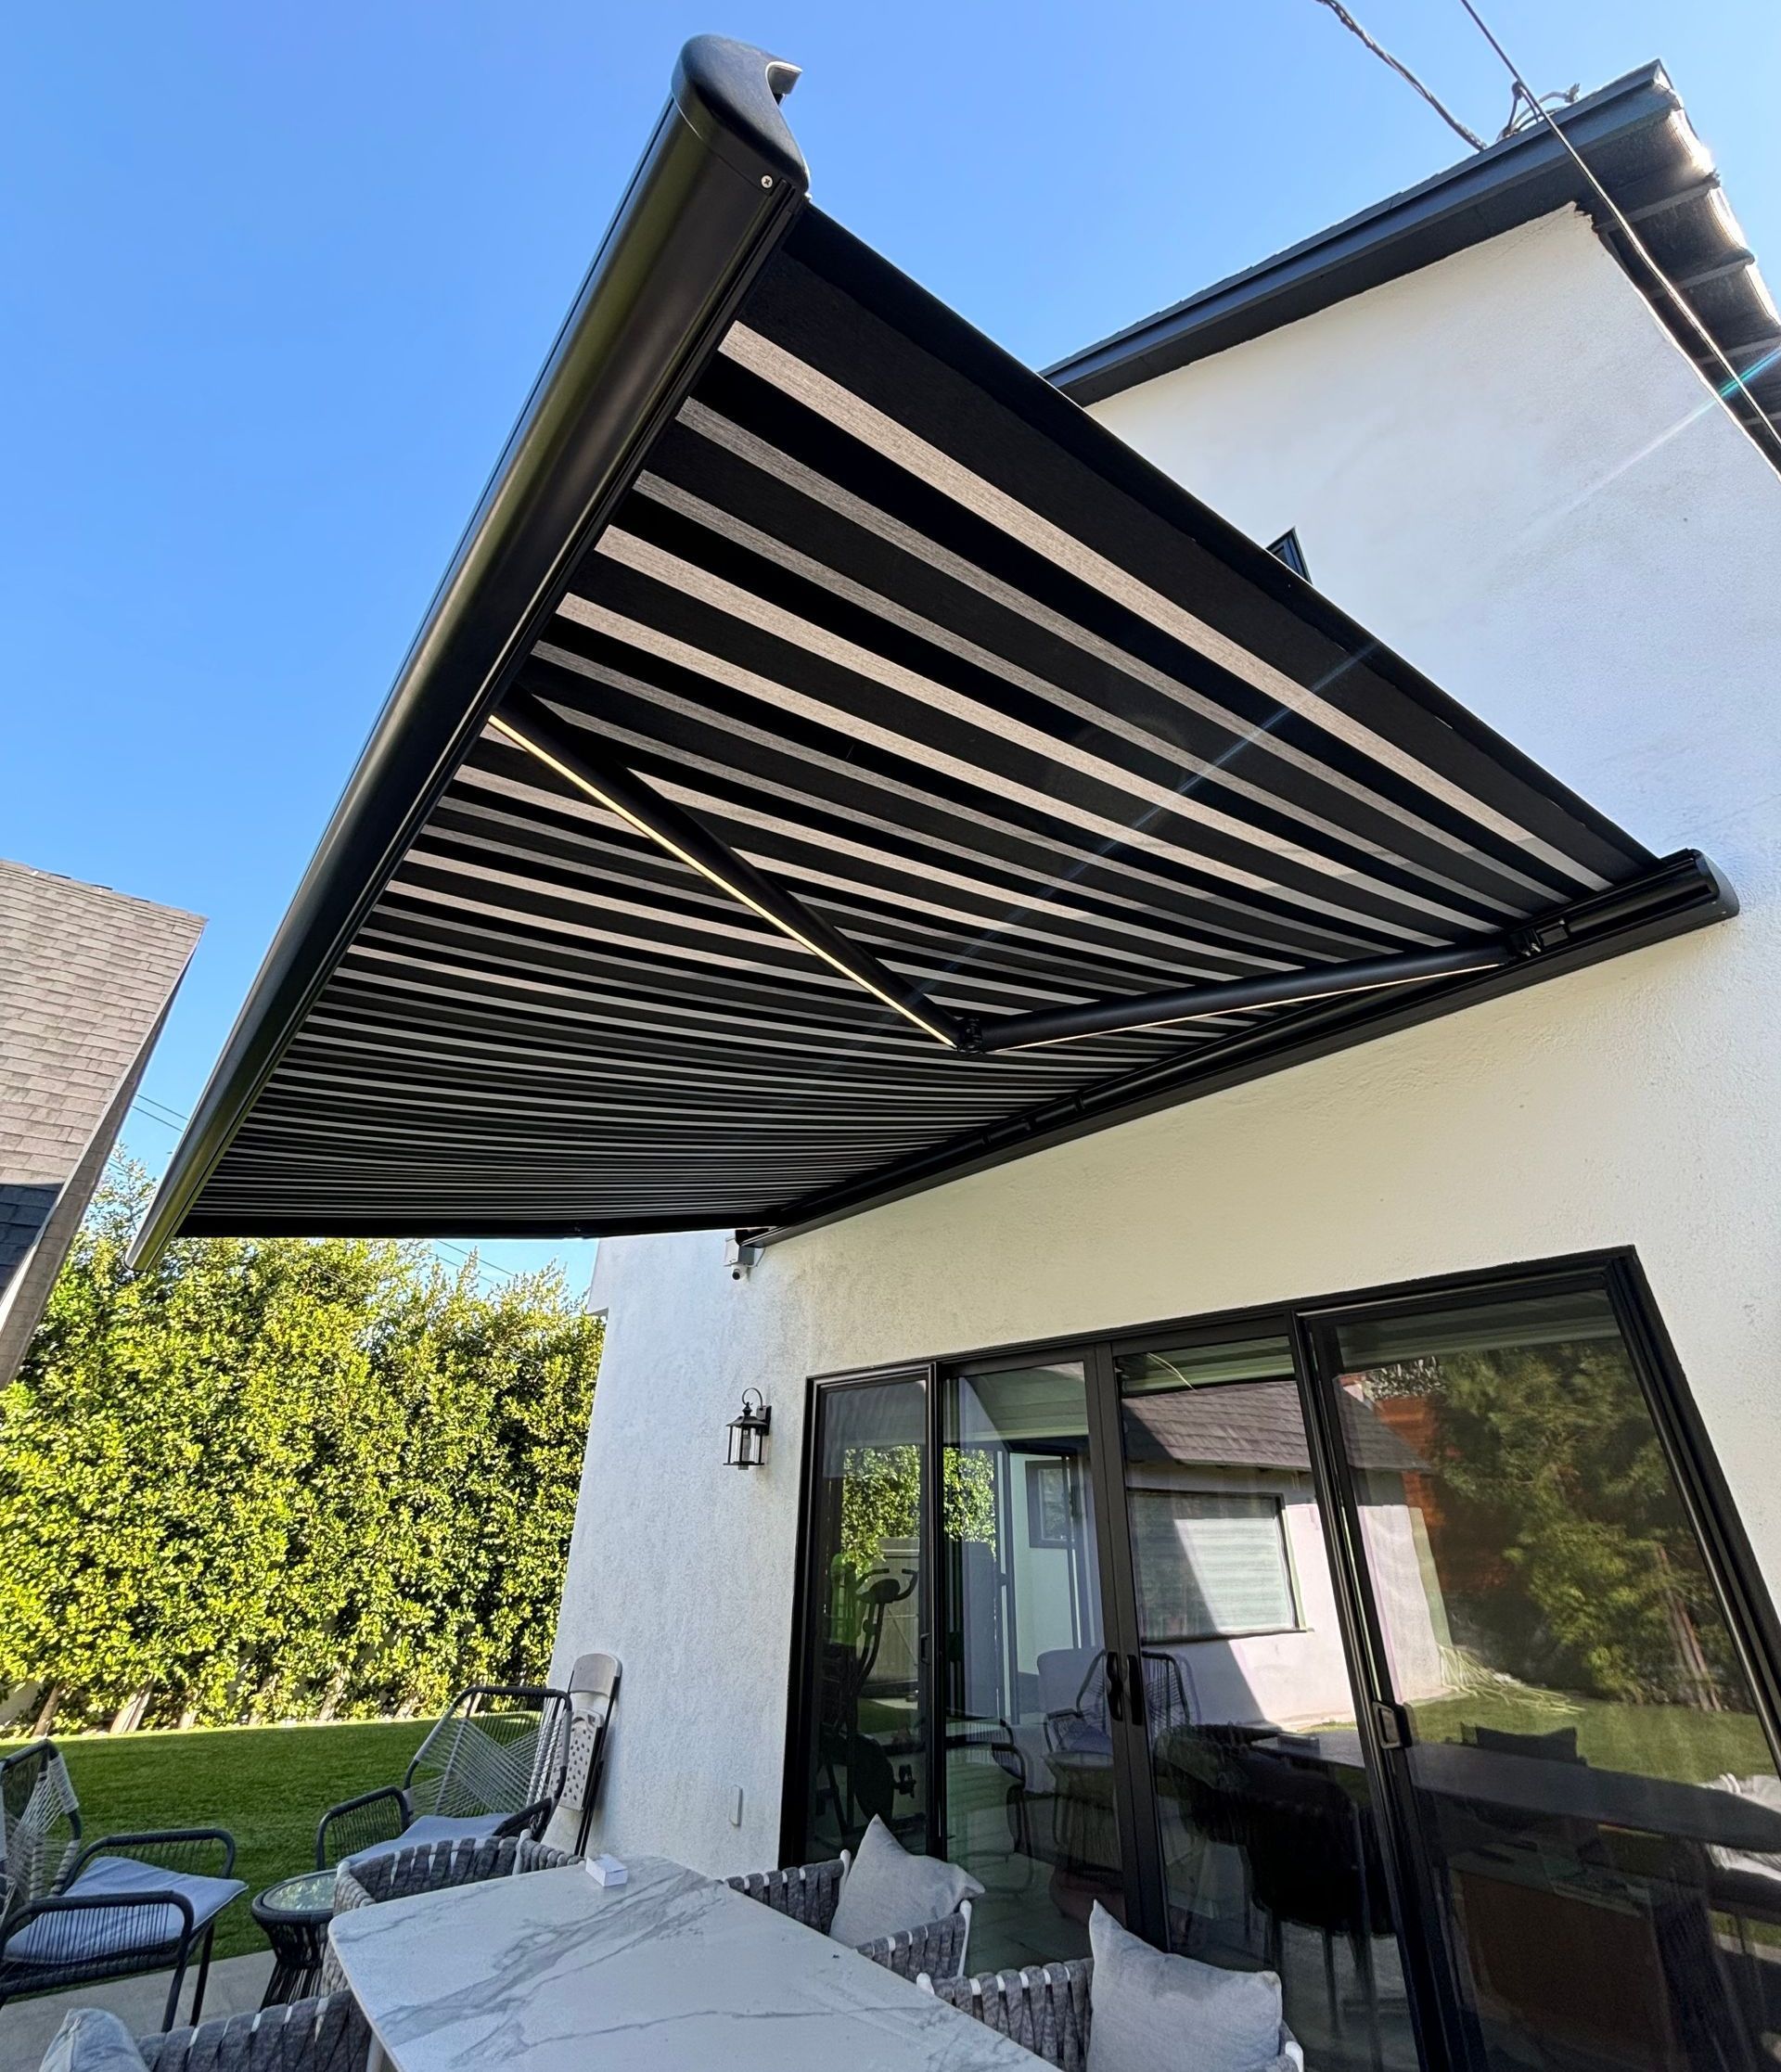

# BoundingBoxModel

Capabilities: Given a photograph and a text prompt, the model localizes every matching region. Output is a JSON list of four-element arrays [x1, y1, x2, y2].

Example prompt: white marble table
[[327, 1854, 1034, 2072]]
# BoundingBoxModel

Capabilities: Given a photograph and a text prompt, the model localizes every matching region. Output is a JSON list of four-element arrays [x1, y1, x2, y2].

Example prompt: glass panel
[[942, 1363, 1121, 1968], [1119, 1335, 1417, 2072], [1334, 1285, 1781, 2072], [803, 1378, 928, 1859]]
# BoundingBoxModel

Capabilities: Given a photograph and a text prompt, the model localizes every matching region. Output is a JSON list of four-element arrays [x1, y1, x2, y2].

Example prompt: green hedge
[[0, 1160, 599, 1734]]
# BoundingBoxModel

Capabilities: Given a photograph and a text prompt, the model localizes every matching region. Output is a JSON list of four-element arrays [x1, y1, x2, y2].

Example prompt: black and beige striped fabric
[[190, 209, 1651, 1237]]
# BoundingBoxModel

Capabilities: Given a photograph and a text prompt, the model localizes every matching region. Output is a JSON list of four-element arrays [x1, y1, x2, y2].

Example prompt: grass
[[1404, 1686, 1773, 1783], [48, 1719, 436, 1963]]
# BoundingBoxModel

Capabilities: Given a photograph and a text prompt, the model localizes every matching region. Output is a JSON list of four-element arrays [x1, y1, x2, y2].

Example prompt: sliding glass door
[[1112, 1329, 1415, 2070], [1308, 1280, 1781, 2072], [940, 1359, 1128, 1966], [789, 1261, 1779, 2072], [793, 1373, 931, 1861]]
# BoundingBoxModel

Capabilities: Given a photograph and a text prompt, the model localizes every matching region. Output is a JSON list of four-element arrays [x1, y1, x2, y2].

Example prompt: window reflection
[[1335, 1287, 1781, 2072], [1119, 1337, 1416, 2072]]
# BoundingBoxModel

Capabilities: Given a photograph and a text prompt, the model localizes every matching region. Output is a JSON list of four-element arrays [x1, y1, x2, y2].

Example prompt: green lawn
[[50, 1719, 435, 1962], [1404, 1687, 1772, 1783]]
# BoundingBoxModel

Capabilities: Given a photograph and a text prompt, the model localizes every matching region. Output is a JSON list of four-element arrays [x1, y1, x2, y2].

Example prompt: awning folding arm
[[961, 944, 1517, 1051], [493, 696, 969, 1049], [498, 697, 1735, 1068]]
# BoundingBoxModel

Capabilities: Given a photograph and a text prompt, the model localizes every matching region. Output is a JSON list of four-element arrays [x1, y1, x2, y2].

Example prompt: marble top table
[[327, 1854, 1035, 2072]]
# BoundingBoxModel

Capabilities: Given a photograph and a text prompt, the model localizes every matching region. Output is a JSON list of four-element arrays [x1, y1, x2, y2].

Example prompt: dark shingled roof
[[1122, 1375, 1423, 1475], [0, 861, 202, 1383]]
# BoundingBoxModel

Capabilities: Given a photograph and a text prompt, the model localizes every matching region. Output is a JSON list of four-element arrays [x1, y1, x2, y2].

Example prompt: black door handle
[[1105, 1650, 1125, 1724], [1126, 1654, 1146, 1730]]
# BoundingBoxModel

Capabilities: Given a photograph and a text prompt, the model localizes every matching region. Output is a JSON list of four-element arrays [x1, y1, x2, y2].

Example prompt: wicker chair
[[1, 1741, 242, 2031], [919, 1960, 1304, 2071], [314, 1684, 570, 1869], [726, 1857, 972, 1981], [319, 1835, 575, 1992], [135, 1992, 371, 2072]]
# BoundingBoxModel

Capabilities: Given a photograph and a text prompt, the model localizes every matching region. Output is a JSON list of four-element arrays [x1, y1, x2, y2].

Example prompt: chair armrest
[[70, 1827, 237, 1880], [333, 1833, 556, 1911], [852, 1906, 971, 1982], [315, 1786, 410, 1870], [0, 1890, 199, 1981], [138, 1989, 371, 2072], [725, 1857, 847, 1933], [493, 1795, 557, 1842], [921, 1961, 1093, 2070]]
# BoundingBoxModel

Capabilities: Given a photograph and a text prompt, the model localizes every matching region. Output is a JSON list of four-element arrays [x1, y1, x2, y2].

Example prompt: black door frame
[[783, 1249, 1781, 2072], [779, 1362, 940, 1868]]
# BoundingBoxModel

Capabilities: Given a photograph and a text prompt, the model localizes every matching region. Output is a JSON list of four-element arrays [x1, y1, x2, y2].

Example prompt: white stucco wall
[[549, 204, 1781, 1873]]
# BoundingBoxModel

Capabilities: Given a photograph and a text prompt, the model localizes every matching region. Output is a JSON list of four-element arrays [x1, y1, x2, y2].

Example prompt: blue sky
[[6, 0, 1775, 1292]]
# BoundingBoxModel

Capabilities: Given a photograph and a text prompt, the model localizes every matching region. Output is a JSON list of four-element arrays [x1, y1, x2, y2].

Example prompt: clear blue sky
[[6, 0, 1775, 1290]]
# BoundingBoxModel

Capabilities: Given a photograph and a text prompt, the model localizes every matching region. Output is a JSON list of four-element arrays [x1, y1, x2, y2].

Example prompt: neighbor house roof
[[0, 861, 202, 1381], [130, 40, 1735, 1263], [1046, 62, 1781, 456]]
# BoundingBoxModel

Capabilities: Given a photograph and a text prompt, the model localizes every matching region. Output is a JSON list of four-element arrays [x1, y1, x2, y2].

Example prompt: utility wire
[[1308, 0, 1485, 151], [1453, 0, 1781, 468]]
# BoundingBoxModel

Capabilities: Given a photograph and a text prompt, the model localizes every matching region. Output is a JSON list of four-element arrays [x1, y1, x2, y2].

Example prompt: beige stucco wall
[[549, 206, 1781, 1873]]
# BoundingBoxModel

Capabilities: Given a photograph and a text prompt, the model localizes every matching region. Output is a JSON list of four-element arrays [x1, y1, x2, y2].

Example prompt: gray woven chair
[[726, 1857, 972, 1981], [1, 1741, 243, 2031], [921, 1962, 1095, 2068], [135, 1991, 371, 2072], [314, 1684, 570, 1869], [320, 1835, 575, 1992], [920, 1961, 1304, 2071]]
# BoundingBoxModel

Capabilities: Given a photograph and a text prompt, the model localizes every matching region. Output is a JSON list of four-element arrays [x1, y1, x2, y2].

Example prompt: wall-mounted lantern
[[726, 1388, 772, 1468]]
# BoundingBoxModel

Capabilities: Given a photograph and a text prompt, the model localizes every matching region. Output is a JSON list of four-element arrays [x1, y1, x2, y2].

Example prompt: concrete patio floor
[[0, 1953, 273, 2072]]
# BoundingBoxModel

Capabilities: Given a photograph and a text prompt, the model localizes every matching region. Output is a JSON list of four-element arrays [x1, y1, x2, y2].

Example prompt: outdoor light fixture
[[727, 1388, 772, 1468]]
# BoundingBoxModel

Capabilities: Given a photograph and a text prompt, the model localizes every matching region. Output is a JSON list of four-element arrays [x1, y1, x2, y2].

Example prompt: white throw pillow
[[826, 1818, 982, 1947], [1087, 1902, 1295, 2072], [40, 2011, 147, 2072]]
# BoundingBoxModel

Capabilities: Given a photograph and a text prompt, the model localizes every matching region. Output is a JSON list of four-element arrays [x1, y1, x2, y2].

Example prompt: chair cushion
[[1470, 1723, 1583, 1764], [826, 1818, 981, 1949], [40, 2009, 146, 2072], [1086, 1903, 1294, 2072], [1709, 1772, 1781, 1882], [5, 1857, 245, 1968], [340, 1811, 511, 1873]]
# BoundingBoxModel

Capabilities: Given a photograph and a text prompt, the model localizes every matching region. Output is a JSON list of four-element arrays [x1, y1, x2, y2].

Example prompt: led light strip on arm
[[491, 698, 966, 1049]]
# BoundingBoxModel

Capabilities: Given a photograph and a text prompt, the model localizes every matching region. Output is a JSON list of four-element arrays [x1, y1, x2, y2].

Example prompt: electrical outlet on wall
[[730, 1786, 744, 1828]]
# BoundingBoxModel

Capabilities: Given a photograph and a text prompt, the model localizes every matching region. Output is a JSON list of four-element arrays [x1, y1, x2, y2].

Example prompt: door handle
[[1373, 1700, 1412, 1750], [1126, 1655, 1146, 1731], [1104, 1651, 1125, 1725]]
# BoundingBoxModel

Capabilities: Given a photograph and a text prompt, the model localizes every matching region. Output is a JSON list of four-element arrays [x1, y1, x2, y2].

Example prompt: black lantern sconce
[[726, 1388, 772, 1468]]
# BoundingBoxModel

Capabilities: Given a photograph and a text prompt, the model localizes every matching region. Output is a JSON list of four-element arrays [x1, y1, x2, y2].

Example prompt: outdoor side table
[[253, 1868, 339, 2007]]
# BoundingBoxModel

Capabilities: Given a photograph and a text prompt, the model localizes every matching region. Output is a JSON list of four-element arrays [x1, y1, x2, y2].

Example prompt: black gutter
[[1046, 62, 1687, 404], [129, 36, 811, 1270], [750, 851, 1736, 1247]]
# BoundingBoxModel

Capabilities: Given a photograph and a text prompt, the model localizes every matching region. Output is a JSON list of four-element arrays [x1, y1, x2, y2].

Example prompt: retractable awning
[[132, 38, 1734, 1265]]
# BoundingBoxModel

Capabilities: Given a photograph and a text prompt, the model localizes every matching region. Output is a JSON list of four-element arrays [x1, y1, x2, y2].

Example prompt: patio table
[[327, 1852, 1034, 2072], [1255, 1730, 1781, 1849], [252, 1867, 339, 2007]]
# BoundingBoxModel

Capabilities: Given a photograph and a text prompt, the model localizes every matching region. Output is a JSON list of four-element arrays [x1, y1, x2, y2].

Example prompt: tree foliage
[[1422, 1340, 1737, 1707], [0, 1158, 600, 1733]]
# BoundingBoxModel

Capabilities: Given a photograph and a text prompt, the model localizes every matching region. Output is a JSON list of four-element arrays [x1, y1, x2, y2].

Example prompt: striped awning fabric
[[189, 208, 1669, 1237], [141, 45, 1725, 1254]]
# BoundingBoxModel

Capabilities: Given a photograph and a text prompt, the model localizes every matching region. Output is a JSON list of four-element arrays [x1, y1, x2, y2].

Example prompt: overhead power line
[[1453, 0, 1781, 468], [1307, 0, 1486, 150]]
